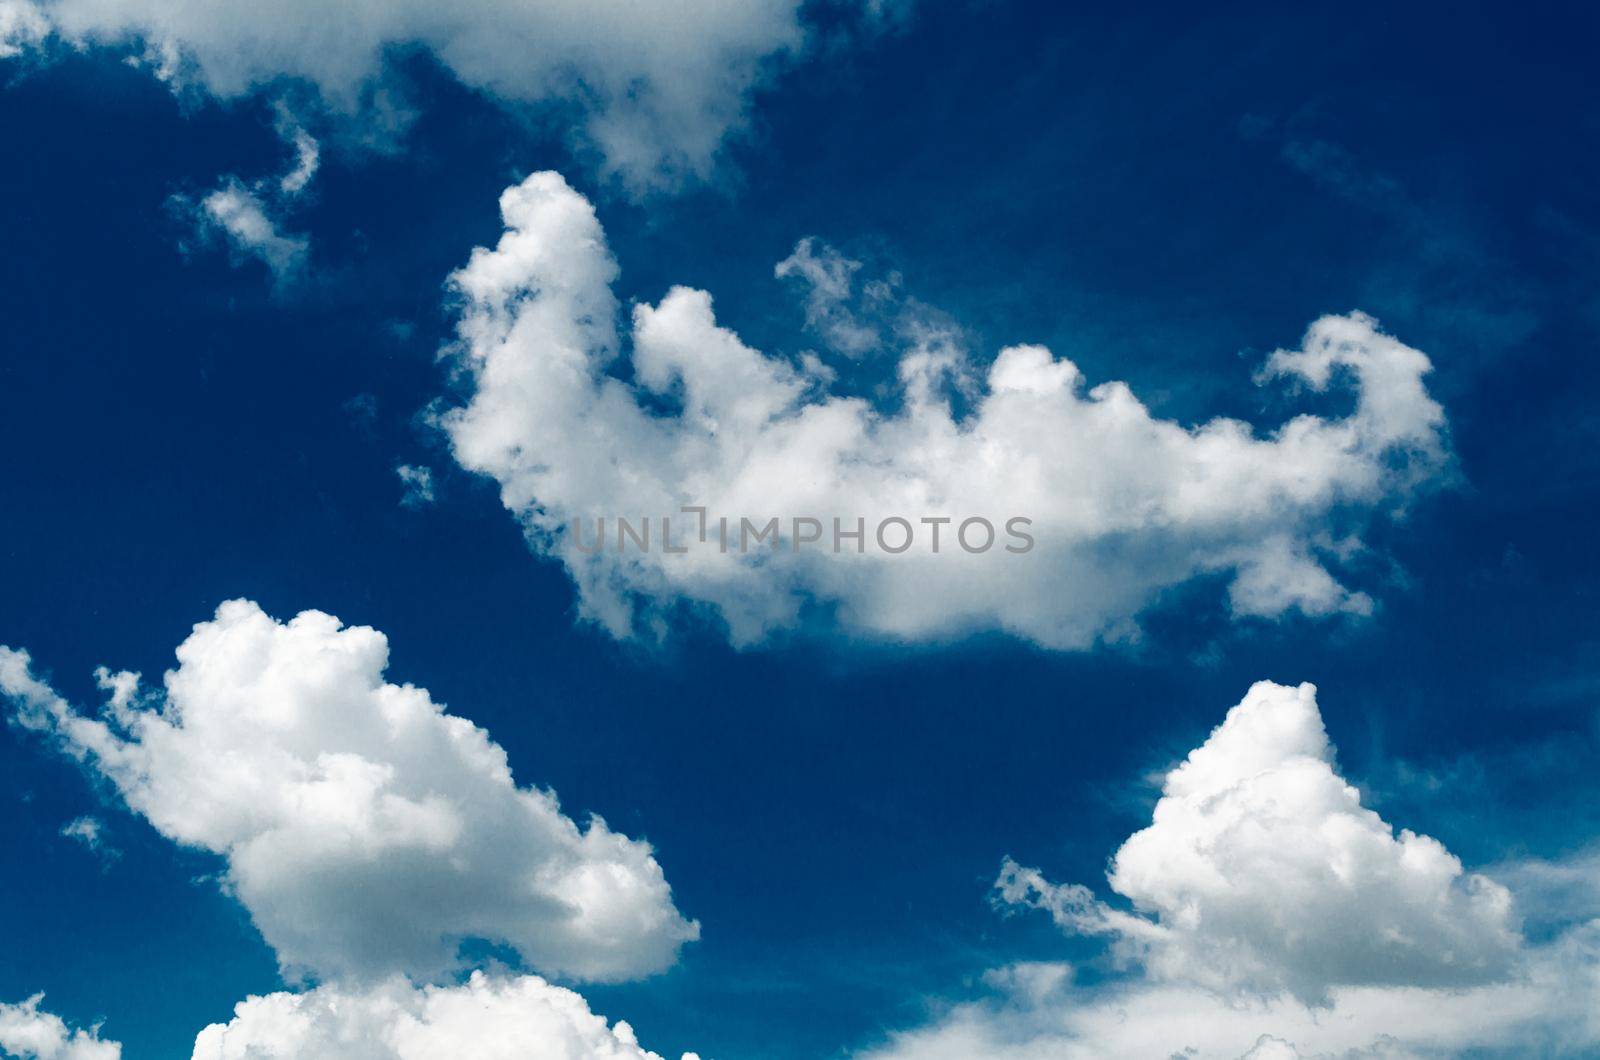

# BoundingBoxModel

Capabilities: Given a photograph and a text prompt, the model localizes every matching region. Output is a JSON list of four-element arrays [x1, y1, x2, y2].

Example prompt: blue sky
[[2, 3, 1599, 1058]]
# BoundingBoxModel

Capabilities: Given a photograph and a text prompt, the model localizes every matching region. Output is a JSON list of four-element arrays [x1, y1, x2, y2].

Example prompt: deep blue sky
[[2, 4, 1598, 1058]]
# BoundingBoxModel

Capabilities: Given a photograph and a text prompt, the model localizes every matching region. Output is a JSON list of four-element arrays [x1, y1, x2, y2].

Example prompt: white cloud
[[439, 171, 1451, 649], [190, 971, 701, 1060], [12, 0, 850, 192], [860, 682, 1600, 1060], [395, 464, 436, 508], [0, 995, 120, 1060], [997, 681, 1520, 1002], [0, 0, 47, 58], [179, 178, 309, 284], [0, 600, 697, 985], [1, 956, 714, 1060], [863, 939, 1600, 1060], [168, 103, 319, 284]]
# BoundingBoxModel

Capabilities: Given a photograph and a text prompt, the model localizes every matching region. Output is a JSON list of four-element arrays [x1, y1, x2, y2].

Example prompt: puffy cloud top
[[191, 971, 700, 1060], [999, 681, 1520, 1002], [441, 171, 1451, 649], [0, 600, 697, 984], [867, 682, 1600, 1060], [0, 995, 119, 1060]]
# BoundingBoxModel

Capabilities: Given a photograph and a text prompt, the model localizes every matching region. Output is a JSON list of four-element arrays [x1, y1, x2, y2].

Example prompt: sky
[[1, 3, 1599, 1058]]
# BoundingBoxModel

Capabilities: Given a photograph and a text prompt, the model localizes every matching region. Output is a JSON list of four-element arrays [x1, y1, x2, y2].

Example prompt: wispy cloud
[[1, 0, 899, 194], [58, 815, 118, 866], [176, 178, 308, 284], [395, 463, 435, 508]]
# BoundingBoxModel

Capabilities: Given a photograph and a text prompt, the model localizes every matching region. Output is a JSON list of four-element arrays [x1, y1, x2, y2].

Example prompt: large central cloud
[[440, 171, 1451, 649], [0, 600, 697, 985]]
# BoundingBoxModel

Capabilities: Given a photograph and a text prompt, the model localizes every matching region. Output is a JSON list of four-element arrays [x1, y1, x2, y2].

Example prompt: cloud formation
[[440, 172, 1451, 649], [190, 971, 699, 1060], [863, 682, 1600, 1059], [0, 995, 119, 1060], [0, 0, 46, 58], [8, 0, 841, 192], [177, 179, 309, 283], [172, 107, 319, 285], [997, 681, 1520, 1002], [0, 600, 697, 985]]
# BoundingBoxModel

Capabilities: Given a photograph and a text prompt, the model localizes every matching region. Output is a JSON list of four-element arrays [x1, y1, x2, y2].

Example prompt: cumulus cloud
[[0, 995, 119, 1060], [860, 682, 1600, 1060], [0, 600, 697, 984], [7, 974, 712, 1060], [190, 971, 700, 1060], [6, 0, 862, 191], [996, 681, 1520, 1002], [439, 172, 1451, 649]]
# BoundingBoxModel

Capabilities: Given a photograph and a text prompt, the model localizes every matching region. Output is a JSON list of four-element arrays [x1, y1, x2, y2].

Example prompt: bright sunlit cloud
[[440, 172, 1451, 649], [864, 682, 1600, 1059], [0, 600, 698, 986]]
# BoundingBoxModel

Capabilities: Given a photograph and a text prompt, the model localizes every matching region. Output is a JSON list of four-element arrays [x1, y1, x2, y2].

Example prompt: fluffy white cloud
[[1, 969, 713, 1059], [190, 971, 700, 1060], [440, 172, 1450, 649], [0, 995, 119, 1060], [10, 0, 838, 191], [997, 681, 1520, 1002], [861, 682, 1600, 1059], [0, 600, 697, 984]]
